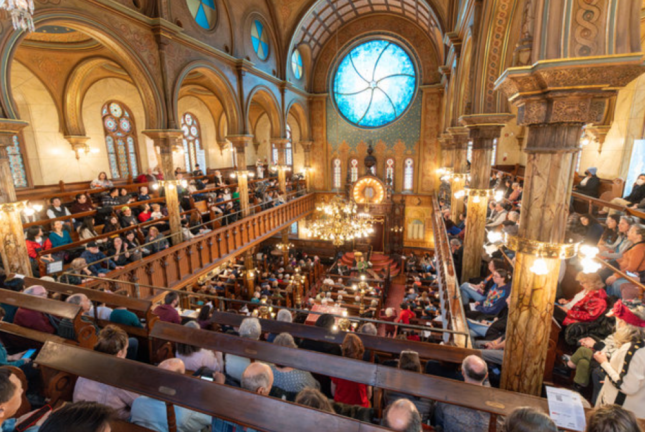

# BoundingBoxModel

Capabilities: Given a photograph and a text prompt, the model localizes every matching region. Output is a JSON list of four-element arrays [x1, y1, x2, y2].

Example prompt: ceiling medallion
[[0, 0, 35, 32]]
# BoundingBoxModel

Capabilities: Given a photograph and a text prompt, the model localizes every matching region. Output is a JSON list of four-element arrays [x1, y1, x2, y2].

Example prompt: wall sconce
[[66, 136, 99, 160]]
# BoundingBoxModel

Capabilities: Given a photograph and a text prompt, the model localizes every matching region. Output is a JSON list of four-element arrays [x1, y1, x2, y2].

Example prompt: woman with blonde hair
[[330, 333, 371, 407], [555, 272, 608, 326], [594, 300, 645, 412], [586, 405, 641, 432]]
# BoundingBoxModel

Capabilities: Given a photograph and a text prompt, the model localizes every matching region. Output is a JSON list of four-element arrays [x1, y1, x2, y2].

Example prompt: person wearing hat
[[594, 299, 645, 412], [574, 167, 601, 198], [80, 241, 123, 277]]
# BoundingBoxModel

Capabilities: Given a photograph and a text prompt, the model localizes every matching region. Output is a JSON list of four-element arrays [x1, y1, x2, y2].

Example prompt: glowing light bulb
[[473, 195, 481, 204], [530, 258, 549, 275], [487, 231, 502, 243]]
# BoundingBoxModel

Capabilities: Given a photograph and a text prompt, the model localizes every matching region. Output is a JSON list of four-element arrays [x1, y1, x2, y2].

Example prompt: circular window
[[291, 49, 303, 80], [333, 39, 417, 128], [251, 20, 269, 60], [186, 0, 216, 30]]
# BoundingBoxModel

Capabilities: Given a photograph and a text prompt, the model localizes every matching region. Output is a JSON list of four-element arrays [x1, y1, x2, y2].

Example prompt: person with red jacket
[[153, 292, 181, 324], [556, 272, 607, 326], [397, 303, 416, 325]]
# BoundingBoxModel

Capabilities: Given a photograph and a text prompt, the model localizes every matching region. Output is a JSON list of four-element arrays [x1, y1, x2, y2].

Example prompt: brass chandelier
[[306, 196, 375, 246]]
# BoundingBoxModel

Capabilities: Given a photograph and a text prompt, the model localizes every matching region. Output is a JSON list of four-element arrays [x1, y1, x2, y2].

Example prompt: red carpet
[[340, 252, 400, 277]]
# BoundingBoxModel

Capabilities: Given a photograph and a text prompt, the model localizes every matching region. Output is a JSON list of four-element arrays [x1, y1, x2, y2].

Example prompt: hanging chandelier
[[306, 196, 375, 246], [0, 0, 35, 32]]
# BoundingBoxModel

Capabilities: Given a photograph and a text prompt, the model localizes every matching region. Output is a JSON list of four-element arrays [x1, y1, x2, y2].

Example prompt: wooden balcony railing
[[85, 194, 316, 297], [431, 194, 470, 348]]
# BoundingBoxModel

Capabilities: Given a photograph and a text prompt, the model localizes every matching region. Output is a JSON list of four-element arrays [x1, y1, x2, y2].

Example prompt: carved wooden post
[[448, 127, 469, 224], [0, 120, 32, 276], [495, 59, 643, 395], [459, 114, 514, 282], [228, 135, 253, 218], [143, 130, 183, 246]]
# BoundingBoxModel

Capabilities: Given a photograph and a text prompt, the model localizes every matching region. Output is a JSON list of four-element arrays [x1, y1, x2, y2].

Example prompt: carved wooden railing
[[431, 194, 470, 348], [85, 194, 316, 297]]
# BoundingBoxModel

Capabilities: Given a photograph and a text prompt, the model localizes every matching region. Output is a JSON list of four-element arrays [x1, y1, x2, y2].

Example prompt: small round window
[[333, 39, 417, 128], [291, 49, 303, 80], [251, 20, 269, 60], [186, 0, 216, 30]]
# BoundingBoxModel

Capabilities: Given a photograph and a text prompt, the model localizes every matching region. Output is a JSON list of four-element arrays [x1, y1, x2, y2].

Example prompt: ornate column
[[447, 127, 469, 223], [300, 141, 313, 192], [438, 133, 454, 171], [143, 130, 183, 245], [227, 135, 254, 218], [495, 58, 643, 395], [459, 114, 514, 282], [273, 138, 291, 266], [244, 250, 255, 300], [0, 120, 31, 276]]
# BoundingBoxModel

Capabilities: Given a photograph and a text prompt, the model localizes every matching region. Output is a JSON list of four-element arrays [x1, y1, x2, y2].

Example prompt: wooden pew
[[207, 311, 480, 364], [0, 289, 96, 349], [35, 341, 389, 432], [150, 322, 554, 424]]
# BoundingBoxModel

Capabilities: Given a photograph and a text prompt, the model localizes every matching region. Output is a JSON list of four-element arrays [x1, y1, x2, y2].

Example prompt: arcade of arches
[[0, 0, 645, 430]]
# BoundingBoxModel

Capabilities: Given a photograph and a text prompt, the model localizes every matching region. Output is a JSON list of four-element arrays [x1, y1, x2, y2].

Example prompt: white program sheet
[[546, 386, 586, 431]]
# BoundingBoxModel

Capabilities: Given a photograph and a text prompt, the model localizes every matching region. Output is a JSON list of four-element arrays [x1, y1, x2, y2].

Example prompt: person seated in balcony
[[137, 185, 151, 202], [135, 167, 156, 184], [122, 231, 145, 260], [599, 216, 634, 261], [466, 269, 511, 324], [81, 241, 122, 277], [508, 182, 523, 202], [25, 227, 54, 271], [102, 215, 122, 239], [101, 187, 121, 207], [601, 173, 645, 215], [117, 187, 134, 205], [598, 214, 620, 249], [90, 171, 113, 189], [46, 196, 72, 222], [574, 167, 601, 198], [77, 217, 105, 247], [580, 214, 605, 246], [450, 238, 463, 278], [61, 258, 92, 285], [146, 226, 169, 254], [502, 178, 513, 199], [150, 203, 170, 231], [108, 237, 132, 267], [118, 205, 138, 229], [486, 202, 509, 229], [460, 259, 505, 307], [213, 170, 225, 187], [554, 272, 608, 326], [70, 193, 94, 215], [137, 203, 152, 223], [604, 224, 645, 297], [48, 220, 72, 249]]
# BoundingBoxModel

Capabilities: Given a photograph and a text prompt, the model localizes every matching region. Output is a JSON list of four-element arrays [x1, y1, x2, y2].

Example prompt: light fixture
[[487, 231, 503, 243], [494, 190, 504, 202], [308, 196, 376, 246], [0, 0, 34, 32], [454, 190, 466, 199], [530, 258, 549, 275], [579, 245, 601, 274]]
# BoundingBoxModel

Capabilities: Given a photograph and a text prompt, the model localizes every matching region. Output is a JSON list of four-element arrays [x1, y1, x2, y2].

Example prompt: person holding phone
[[459, 259, 505, 307], [0, 307, 34, 368]]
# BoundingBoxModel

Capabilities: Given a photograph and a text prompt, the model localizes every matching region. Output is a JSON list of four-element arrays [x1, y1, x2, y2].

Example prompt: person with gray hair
[[226, 317, 266, 381], [131, 358, 212, 431], [383, 398, 422, 432], [270, 333, 320, 393], [503, 407, 557, 432], [57, 294, 93, 340], [384, 351, 433, 422], [276, 309, 292, 323], [434, 355, 491, 432], [358, 323, 377, 336], [14, 285, 56, 336]]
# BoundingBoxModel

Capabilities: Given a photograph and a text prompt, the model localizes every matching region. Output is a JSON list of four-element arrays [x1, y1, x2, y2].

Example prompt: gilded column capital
[[226, 135, 254, 152], [438, 133, 454, 150], [271, 138, 291, 150], [447, 126, 470, 150], [494, 55, 644, 126], [459, 113, 515, 148], [299, 141, 313, 151], [0, 119, 28, 139], [142, 130, 183, 150]]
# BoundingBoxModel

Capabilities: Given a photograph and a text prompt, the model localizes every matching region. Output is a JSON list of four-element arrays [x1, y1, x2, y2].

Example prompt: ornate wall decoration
[[419, 89, 442, 193], [572, 0, 603, 57]]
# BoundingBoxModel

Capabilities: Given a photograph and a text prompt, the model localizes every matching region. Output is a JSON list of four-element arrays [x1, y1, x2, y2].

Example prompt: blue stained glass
[[333, 39, 416, 128]]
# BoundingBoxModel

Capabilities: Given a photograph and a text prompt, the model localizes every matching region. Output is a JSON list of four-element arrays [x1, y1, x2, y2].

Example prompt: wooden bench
[[0, 289, 96, 349], [35, 341, 389, 432]]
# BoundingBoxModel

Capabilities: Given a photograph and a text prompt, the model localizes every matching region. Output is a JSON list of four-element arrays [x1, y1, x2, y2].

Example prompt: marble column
[[495, 58, 643, 395], [300, 141, 313, 192], [459, 114, 514, 282], [448, 127, 469, 224], [143, 130, 183, 246], [273, 138, 290, 265], [227, 135, 254, 218], [0, 120, 31, 276]]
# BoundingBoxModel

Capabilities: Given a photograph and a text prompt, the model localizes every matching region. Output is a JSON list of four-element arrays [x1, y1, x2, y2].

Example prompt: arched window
[[332, 159, 341, 189], [403, 158, 414, 191], [385, 158, 395, 185], [349, 158, 359, 183], [181, 113, 203, 172], [8, 134, 28, 188], [102, 101, 139, 179]]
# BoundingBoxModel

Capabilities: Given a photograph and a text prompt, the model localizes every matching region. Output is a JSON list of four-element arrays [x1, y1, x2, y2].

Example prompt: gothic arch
[[245, 85, 283, 138]]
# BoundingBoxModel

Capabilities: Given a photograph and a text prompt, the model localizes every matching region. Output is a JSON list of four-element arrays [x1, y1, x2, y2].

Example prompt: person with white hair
[[14, 286, 56, 335], [131, 358, 212, 431], [226, 318, 265, 382], [381, 307, 397, 337], [270, 333, 319, 393], [267, 309, 293, 343], [383, 398, 422, 432], [434, 355, 491, 432]]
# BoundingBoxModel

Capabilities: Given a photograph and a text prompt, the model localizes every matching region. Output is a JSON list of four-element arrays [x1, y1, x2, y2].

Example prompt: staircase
[[340, 252, 400, 277]]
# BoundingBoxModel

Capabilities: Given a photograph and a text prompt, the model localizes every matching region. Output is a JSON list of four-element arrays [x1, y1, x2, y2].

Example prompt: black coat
[[576, 175, 601, 198], [625, 183, 645, 205]]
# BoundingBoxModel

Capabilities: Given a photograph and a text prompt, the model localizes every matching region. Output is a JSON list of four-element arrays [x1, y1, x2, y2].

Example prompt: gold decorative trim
[[504, 235, 580, 259], [464, 188, 495, 198]]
